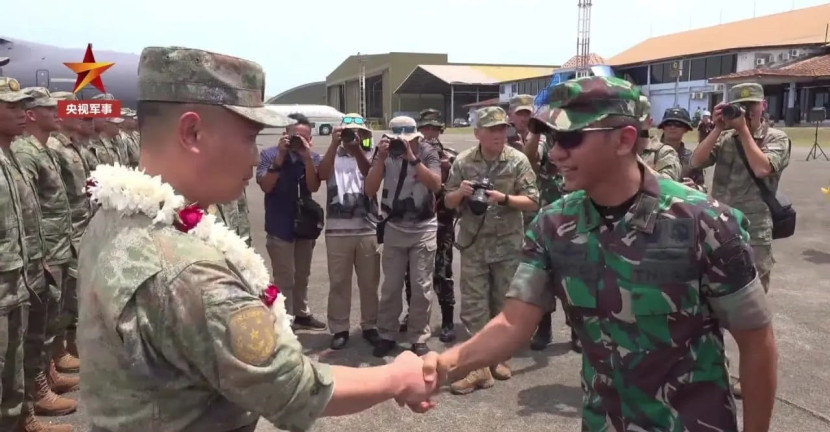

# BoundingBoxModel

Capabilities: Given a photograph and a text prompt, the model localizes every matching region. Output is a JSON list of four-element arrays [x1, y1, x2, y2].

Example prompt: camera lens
[[341, 129, 356, 142]]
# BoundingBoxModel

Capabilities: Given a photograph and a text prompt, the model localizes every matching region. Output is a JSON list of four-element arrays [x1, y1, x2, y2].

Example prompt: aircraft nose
[[0, 57, 9, 67]]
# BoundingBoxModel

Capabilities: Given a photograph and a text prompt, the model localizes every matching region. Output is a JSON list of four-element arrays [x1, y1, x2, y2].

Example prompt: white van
[[264, 104, 345, 136]]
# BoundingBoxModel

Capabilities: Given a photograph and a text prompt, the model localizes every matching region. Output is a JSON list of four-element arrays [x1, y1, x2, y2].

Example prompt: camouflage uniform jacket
[[445, 145, 538, 262], [640, 136, 681, 181], [12, 134, 73, 265], [77, 208, 335, 432], [0, 153, 30, 310], [118, 130, 140, 167], [697, 122, 789, 246], [536, 135, 564, 207], [430, 139, 457, 229], [213, 192, 252, 247], [507, 164, 767, 431], [111, 134, 130, 165], [48, 132, 93, 277], [89, 135, 118, 166], [674, 141, 707, 193]]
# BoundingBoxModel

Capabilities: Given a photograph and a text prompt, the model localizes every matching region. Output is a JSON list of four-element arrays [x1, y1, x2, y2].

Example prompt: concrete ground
[[49, 131, 830, 431]]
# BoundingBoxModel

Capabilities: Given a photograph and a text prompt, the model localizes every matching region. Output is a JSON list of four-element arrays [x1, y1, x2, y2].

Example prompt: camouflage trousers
[[459, 254, 519, 334], [752, 244, 774, 293], [404, 223, 455, 314], [0, 270, 28, 429]]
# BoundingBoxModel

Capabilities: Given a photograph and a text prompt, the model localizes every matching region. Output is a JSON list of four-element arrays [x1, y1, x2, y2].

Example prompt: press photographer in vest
[[256, 113, 327, 330], [364, 116, 442, 358]]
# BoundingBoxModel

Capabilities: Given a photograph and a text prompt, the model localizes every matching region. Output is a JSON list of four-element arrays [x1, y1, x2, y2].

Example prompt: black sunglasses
[[391, 126, 416, 135], [551, 126, 626, 149], [662, 121, 688, 129]]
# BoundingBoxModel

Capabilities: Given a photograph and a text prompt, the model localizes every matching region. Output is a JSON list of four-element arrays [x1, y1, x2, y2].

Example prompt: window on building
[[720, 54, 736, 75], [512, 83, 518, 93], [650, 63, 666, 84], [500, 84, 506, 94], [689, 58, 706, 81], [705, 56, 723, 79]]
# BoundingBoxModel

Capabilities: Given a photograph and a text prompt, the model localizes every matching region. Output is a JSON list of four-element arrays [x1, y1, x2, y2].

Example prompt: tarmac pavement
[[49, 131, 830, 431]]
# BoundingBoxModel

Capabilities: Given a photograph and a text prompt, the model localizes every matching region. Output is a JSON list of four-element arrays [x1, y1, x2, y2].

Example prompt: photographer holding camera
[[257, 113, 326, 331], [442, 106, 539, 395], [365, 116, 443, 358], [316, 113, 382, 350]]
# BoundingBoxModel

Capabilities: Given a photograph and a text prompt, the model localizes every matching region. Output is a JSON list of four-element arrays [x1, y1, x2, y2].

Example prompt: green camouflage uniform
[[507, 76, 771, 431], [120, 108, 141, 167], [641, 136, 682, 181], [445, 106, 539, 336], [656, 107, 707, 192], [693, 83, 790, 293], [88, 132, 118, 166], [0, 77, 36, 430], [92, 93, 130, 165], [77, 46, 333, 432], [214, 191, 252, 247]]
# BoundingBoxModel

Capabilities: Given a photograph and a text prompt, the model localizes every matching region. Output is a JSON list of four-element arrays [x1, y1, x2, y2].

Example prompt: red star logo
[[63, 43, 114, 94]]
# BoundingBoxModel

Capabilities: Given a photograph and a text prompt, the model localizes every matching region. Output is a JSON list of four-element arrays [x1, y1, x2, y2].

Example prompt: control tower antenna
[[575, 0, 593, 78], [357, 53, 367, 117]]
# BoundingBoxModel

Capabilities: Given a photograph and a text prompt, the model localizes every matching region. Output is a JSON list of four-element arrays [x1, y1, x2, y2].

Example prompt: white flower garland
[[86, 163, 296, 343]]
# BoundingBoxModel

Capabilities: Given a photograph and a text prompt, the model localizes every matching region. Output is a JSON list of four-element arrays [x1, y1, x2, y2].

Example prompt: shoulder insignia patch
[[228, 305, 277, 366]]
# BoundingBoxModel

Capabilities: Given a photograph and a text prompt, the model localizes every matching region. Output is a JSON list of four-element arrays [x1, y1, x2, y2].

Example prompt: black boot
[[439, 305, 456, 343], [530, 312, 553, 351]]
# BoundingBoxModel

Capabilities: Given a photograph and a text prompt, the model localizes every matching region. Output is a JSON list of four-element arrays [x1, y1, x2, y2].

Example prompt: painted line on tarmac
[[731, 374, 830, 424]]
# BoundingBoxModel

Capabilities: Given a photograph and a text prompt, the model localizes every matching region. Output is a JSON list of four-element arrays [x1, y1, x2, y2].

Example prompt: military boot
[[450, 368, 494, 395], [490, 361, 512, 381], [438, 305, 456, 343], [65, 329, 79, 359], [18, 410, 73, 432], [52, 345, 79, 374], [48, 360, 79, 394], [33, 371, 77, 416]]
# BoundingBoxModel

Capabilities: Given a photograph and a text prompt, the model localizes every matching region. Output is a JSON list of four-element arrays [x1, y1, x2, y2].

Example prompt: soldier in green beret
[[424, 76, 778, 432]]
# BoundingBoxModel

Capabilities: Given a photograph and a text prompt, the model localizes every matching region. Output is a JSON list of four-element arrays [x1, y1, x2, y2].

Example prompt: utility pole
[[356, 53, 367, 117], [671, 60, 682, 107], [575, 0, 593, 78]]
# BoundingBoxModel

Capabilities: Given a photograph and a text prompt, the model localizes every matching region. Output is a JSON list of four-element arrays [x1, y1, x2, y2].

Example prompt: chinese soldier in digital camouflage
[[77, 46, 439, 432], [442, 105, 539, 395], [423, 76, 778, 432], [635, 95, 682, 181]]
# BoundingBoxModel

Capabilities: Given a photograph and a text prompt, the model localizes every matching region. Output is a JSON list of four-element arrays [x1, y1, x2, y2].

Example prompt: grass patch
[[444, 126, 474, 134]]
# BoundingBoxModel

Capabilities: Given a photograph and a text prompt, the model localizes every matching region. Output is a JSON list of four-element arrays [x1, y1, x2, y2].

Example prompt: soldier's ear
[[616, 125, 639, 156]]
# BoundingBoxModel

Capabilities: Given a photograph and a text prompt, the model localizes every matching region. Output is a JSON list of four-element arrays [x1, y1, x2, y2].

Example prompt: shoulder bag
[[293, 175, 325, 240], [734, 138, 796, 239]]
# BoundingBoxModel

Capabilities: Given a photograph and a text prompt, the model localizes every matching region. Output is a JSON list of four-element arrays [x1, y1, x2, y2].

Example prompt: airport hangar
[[269, 52, 558, 128]]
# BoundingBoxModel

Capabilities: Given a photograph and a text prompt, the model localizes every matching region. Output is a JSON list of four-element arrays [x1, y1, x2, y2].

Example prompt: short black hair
[[288, 113, 311, 127]]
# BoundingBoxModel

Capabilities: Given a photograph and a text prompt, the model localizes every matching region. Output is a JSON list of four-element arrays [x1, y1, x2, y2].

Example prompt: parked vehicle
[[263, 104, 345, 135]]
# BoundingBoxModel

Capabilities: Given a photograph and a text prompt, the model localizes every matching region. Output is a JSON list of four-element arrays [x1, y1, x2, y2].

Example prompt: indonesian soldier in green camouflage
[[77, 46, 439, 432], [656, 106, 707, 191], [0, 77, 34, 431], [508, 94, 549, 228], [426, 76, 778, 432], [443, 106, 538, 395], [637, 97, 682, 181], [690, 83, 789, 296]]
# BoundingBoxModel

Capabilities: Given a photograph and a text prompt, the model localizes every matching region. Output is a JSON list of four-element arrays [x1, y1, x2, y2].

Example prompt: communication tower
[[357, 53, 367, 117], [575, 0, 593, 78]]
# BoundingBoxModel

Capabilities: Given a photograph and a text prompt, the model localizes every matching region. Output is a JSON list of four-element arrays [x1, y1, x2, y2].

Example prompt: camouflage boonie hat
[[51, 91, 77, 101], [729, 83, 764, 104], [659, 107, 693, 130], [0, 77, 33, 103], [387, 116, 423, 141], [22, 87, 58, 109], [475, 106, 509, 128], [138, 46, 292, 127], [417, 108, 444, 128], [509, 94, 534, 113], [341, 112, 371, 132], [531, 76, 641, 132]]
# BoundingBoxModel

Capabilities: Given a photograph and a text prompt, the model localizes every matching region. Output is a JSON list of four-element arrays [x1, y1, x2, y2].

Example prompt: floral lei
[[85, 163, 296, 342]]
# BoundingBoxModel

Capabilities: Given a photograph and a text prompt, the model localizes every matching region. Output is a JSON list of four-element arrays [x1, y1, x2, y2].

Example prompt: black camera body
[[341, 128, 357, 143], [389, 138, 407, 158], [288, 134, 304, 150], [468, 179, 494, 216], [721, 104, 747, 120]]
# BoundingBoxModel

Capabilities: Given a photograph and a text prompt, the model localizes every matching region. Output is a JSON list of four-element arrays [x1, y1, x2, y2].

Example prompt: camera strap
[[733, 136, 790, 213], [369, 157, 409, 224]]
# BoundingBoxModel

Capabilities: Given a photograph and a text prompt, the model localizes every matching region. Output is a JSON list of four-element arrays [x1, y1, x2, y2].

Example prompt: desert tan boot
[[18, 410, 73, 432], [449, 367, 495, 395], [47, 360, 79, 394], [490, 361, 512, 380], [33, 371, 77, 416], [52, 345, 79, 374]]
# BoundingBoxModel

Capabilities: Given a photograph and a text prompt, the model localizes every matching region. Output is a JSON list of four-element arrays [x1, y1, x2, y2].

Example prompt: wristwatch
[[499, 194, 510, 206], [408, 157, 422, 167]]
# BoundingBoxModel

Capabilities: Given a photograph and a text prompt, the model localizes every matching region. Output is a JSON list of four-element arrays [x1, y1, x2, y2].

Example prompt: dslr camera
[[288, 134, 304, 150], [388, 138, 407, 158], [340, 128, 357, 143], [468, 179, 494, 216], [721, 103, 748, 121]]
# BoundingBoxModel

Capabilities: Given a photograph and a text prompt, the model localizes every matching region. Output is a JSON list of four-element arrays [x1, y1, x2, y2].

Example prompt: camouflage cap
[[120, 107, 137, 118], [51, 91, 77, 101], [729, 83, 764, 104], [536, 76, 641, 132], [341, 112, 371, 132], [106, 117, 124, 124], [92, 93, 116, 101], [658, 107, 693, 130], [138, 46, 291, 128], [509, 94, 534, 113], [0, 77, 33, 103], [417, 108, 444, 128], [475, 106, 509, 128], [22, 87, 58, 109]]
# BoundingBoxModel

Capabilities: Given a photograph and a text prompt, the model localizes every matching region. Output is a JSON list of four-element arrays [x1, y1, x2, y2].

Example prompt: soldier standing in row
[[12, 88, 80, 421], [425, 75, 778, 432], [77, 46, 438, 432], [117, 108, 140, 167], [639, 101, 682, 181], [401, 108, 457, 343], [442, 106, 538, 395], [656, 107, 706, 191]]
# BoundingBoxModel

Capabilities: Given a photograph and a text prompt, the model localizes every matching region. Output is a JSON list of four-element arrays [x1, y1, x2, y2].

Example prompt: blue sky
[[4, 0, 827, 97]]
